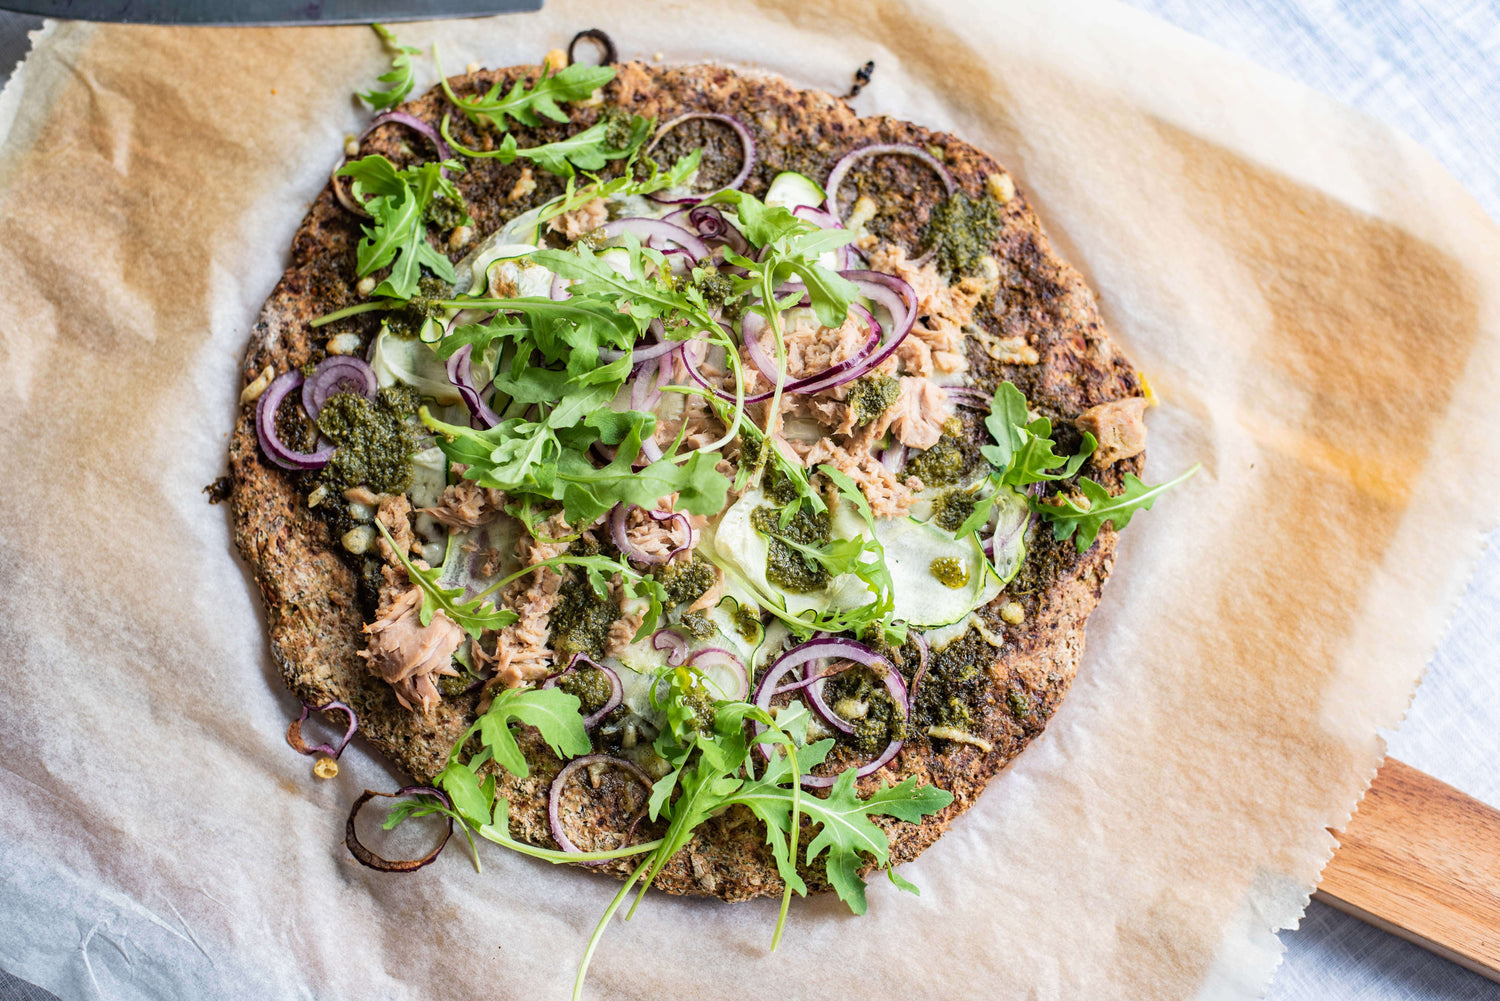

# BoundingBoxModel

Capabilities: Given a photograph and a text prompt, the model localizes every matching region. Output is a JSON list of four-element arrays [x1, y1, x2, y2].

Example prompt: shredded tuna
[[885, 378, 952, 449], [803, 438, 914, 517], [686, 562, 725, 614], [603, 578, 645, 658], [344, 485, 381, 506], [359, 587, 463, 713], [1076, 397, 1149, 468], [622, 504, 694, 563], [480, 513, 577, 694], [548, 197, 607, 241], [375, 494, 418, 560], [868, 244, 988, 378], [423, 480, 508, 530]]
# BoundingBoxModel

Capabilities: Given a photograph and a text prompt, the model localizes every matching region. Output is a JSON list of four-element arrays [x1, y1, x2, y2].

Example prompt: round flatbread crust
[[228, 62, 1142, 901]]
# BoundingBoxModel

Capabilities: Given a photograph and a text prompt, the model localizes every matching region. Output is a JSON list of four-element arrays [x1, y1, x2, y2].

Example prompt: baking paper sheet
[[2, 2, 1499, 998]]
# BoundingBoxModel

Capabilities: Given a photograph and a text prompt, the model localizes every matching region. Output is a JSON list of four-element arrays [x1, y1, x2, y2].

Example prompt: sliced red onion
[[646, 112, 757, 199], [908, 632, 931, 702], [597, 218, 711, 261], [346, 786, 453, 872], [609, 503, 695, 566], [749, 640, 908, 786], [947, 386, 992, 411], [688, 205, 730, 240], [800, 737, 904, 788], [879, 444, 908, 473], [285, 699, 358, 759], [329, 159, 371, 218], [802, 640, 897, 736], [688, 647, 749, 701], [301, 355, 377, 420], [802, 663, 909, 788], [446, 344, 501, 430], [825, 143, 958, 224], [550, 271, 571, 301], [255, 371, 335, 470], [652, 628, 689, 666], [567, 28, 617, 66], [361, 110, 454, 163], [548, 754, 653, 865], [542, 653, 623, 729]]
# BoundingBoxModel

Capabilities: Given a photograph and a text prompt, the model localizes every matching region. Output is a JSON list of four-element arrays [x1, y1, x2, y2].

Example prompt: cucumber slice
[[989, 486, 1030, 587], [370, 325, 462, 404], [765, 170, 827, 211], [875, 517, 997, 627]]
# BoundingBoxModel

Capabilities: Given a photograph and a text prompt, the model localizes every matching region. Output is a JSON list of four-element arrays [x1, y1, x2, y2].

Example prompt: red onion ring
[[542, 653, 624, 729], [301, 355, 378, 420], [446, 344, 501, 429], [346, 786, 453, 873], [646, 112, 757, 201], [547, 754, 654, 865], [801, 640, 896, 736], [802, 663, 909, 788], [687, 646, 749, 700], [597, 218, 711, 261], [286, 699, 358, 759], [329, 159, 371, 218], [549, 271, 571, 301], [824, 142, 958, 224], [361, 110, 454, 164], [255, 371, 335, 470], [652, 628, 690, 666]]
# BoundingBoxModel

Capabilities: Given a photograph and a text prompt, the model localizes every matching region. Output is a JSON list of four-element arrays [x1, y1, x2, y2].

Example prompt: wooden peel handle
[[1316, 758, 1500, 982]]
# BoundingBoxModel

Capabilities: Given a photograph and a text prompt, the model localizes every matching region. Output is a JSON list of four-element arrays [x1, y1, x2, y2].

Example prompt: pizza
[[228, 31, 1175, 957]]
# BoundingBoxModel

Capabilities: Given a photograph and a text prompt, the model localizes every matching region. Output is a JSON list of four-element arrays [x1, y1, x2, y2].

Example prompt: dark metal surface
[[0, 0, 540, 25]]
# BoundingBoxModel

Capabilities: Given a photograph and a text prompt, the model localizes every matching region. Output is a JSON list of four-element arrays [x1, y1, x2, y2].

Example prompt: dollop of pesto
[[655, 555, 717, 607], [912, 626, 992, 731], [904, 433, 968, 487], [549, 570, 621, 661], [600, 107, 638, 152], [929, 556, 969, 589], [559, 666, 616, 716], [676, 610, 716, 639], [732, 603, 763, 642], [820, 667, 909, 755], [846, 374, 901, 427], [425, 193, 468, 231], [316, 387, 418, 495], [932, 489, 978, 532], [751, 504, 831, 593], [383, 276, 454, 338], [692, 271, 735, 308], [919, 190, 1002, 279]]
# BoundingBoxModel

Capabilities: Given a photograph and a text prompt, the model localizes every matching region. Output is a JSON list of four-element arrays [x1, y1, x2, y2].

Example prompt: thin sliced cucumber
[[875, 517, 997, 627], [765, 170, 827, 211]]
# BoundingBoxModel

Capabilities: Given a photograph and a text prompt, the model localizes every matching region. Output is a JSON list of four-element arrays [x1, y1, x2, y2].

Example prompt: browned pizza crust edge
[[227, 61, 1143, 901]]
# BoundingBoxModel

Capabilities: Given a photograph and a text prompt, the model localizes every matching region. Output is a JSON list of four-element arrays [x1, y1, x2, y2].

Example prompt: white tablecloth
[[0, 3, 1496, 999]]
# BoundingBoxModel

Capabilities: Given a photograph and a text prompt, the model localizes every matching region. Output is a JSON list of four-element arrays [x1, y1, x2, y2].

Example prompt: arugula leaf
[[361, 24, 420, 110], [441, 113, 652, 177], [980, 381, 1096, 487], [375, 521, 516, 639], [337, 156, 471, 299], [439, 59, 615, 132], [1038, 466, 1200, 552]]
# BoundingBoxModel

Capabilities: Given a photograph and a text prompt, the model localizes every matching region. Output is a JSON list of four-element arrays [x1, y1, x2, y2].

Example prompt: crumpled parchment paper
[[2, 2, 1498, 998]]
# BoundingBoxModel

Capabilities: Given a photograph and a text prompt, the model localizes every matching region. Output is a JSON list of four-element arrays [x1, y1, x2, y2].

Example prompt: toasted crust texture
[[228, 62, 1142, 901]]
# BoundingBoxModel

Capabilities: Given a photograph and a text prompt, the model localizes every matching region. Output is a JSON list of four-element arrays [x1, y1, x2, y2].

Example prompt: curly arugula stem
[[573, 859, 652, 1001], [772, 735, 802, 952]]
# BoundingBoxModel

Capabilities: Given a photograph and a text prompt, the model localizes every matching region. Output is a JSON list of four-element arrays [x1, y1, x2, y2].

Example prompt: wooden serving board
[[1317, 758, 1500, 982]]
